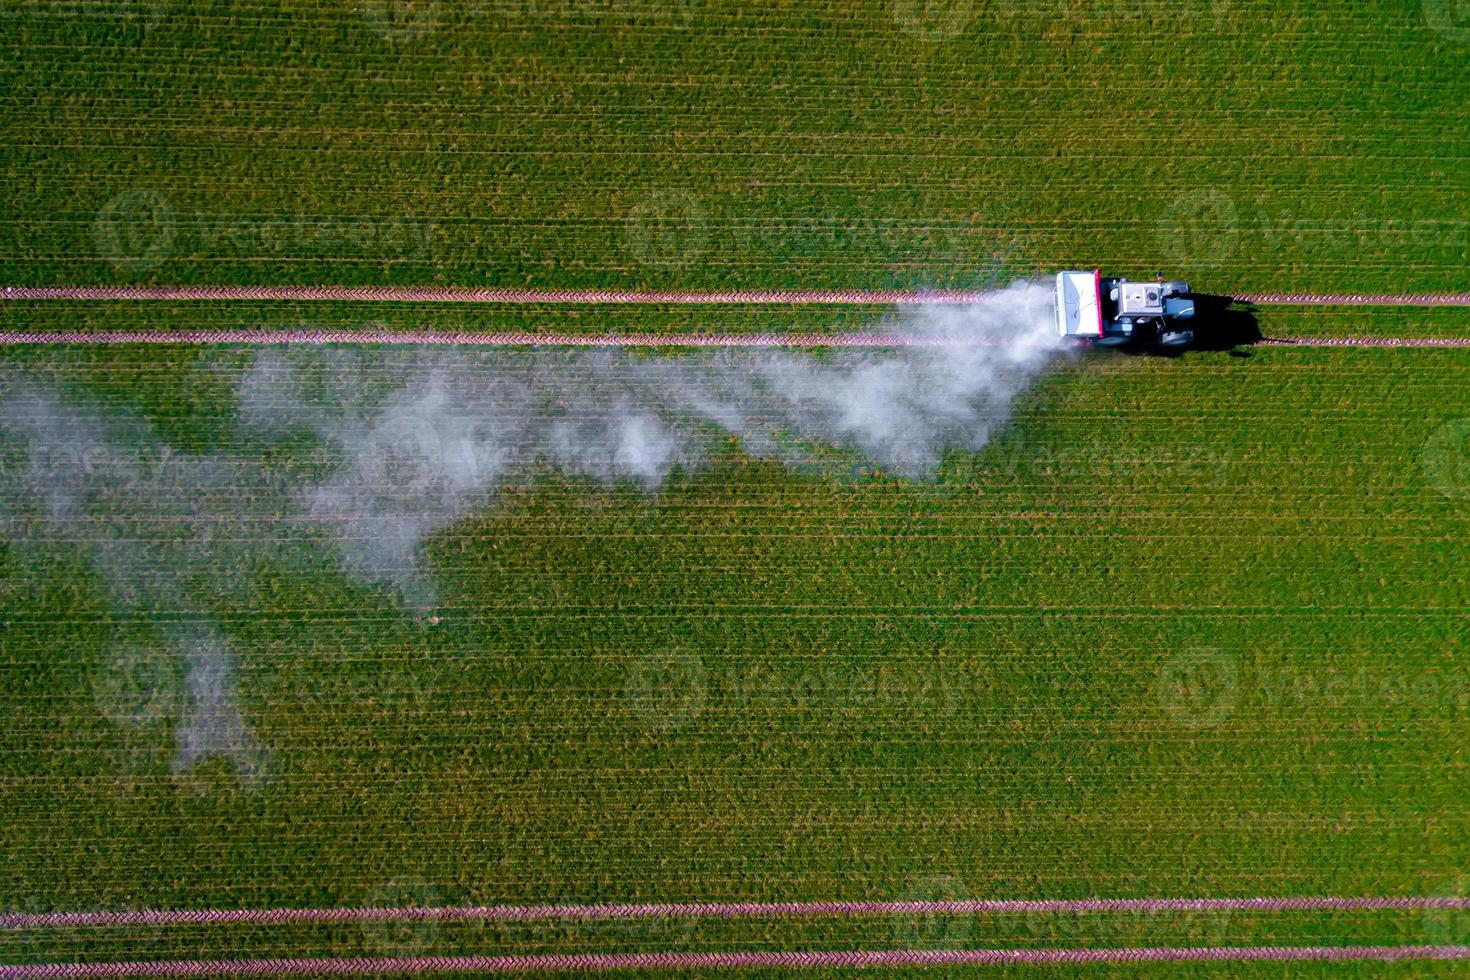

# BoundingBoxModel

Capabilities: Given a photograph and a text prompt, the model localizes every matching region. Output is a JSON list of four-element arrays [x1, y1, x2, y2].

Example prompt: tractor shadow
[[1193, 294, 1263, 354], [1127, 294, 1262, 358]]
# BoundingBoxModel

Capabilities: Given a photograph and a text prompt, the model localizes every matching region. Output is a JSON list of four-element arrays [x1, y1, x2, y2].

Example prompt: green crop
[[1, 0, 1468, 972]]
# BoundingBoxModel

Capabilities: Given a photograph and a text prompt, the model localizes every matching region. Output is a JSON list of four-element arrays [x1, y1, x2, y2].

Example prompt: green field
[[3, 0, 1467, 295], [2, 0, 1469, 974]]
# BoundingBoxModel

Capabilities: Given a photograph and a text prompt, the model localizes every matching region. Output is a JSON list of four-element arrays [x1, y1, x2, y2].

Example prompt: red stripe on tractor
[[1091, 269, 1105, 337]]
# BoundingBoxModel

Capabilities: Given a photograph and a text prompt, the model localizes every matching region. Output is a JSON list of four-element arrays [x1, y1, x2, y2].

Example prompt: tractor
[[1054, 270, 1196, 349]]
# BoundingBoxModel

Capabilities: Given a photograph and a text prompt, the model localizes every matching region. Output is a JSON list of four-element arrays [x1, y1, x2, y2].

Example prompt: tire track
[[0, 329, 1465, 348], [7, 894, 1470, 929], [2, 286, 1469, 306], [5, 944, 1470, 976]]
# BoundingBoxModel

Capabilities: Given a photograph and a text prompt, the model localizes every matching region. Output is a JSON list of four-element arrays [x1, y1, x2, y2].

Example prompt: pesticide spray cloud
[[0, 388, 271, 784], [0, 282, 1062, 779], [236, 280, 1062, 601]]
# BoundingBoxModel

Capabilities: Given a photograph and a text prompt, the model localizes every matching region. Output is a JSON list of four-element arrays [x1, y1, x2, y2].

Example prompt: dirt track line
[[0, 329, 928, 347], [5, 945, 1470, 976], [2, 286, 1469, 306], [0, 330, 1466, 348], [1236, 293, 1470, 306], [1255, 336, 1470, 348], [9, 286, 963, 304], [7, 895, 1470, 929]]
